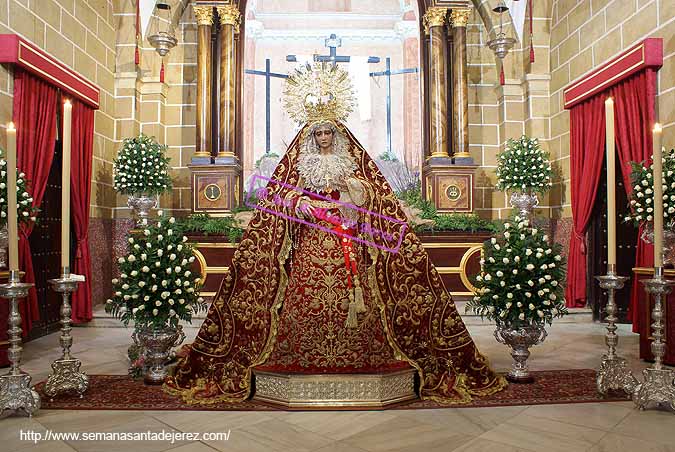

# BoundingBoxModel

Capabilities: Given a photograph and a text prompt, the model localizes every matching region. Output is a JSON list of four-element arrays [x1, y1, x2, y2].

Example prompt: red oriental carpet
[[35, 369, 630, 411]]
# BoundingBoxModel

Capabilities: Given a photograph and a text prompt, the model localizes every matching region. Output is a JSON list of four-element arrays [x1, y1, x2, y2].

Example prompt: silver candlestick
[[0, 270, 40, 417], [596, 267, 638, 395], [44, 267, 88, 400], [633, 267, 675, 411]]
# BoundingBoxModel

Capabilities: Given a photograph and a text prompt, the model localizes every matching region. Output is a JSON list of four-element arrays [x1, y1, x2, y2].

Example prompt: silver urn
[[127, 193, 158, 224], [640, 223, 675, 265], [509, 191, 539, 219], [494, 322, 548, 383], [134, 325, 185, 385]]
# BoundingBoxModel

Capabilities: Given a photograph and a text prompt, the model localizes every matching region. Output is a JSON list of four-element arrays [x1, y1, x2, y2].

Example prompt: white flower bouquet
[[467, 216, 568, 327], [624, 149, 675, 229], [113, 134, 172, 196], [105, 211, 207, 329], [0, 148, 38, 227], [496, 135, 553, 194]]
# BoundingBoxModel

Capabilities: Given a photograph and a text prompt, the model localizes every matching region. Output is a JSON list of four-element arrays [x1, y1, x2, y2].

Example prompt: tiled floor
[[1, 306, 674, 452]]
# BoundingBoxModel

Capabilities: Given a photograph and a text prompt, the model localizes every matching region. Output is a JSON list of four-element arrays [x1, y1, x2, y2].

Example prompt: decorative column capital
[[423, 7, 448, 34], [450, 8, 472, 28], [193, 5, 214, 26], [217, 5, 241, 32]]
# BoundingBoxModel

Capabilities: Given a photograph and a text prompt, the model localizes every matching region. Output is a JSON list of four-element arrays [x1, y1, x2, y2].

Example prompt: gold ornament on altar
[[283, 62, 355, 127]]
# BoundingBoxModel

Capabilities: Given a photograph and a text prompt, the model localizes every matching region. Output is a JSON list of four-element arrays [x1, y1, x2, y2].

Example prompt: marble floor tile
[[612, 408, 675, 445], [589, 432, 675, 452], [395, 405, 528, 435], [160, 442, 219, 452], [478, 413, 608, 452], [340, 415, 476, 452], [452, 437, 538, 452], [280, 411, 399, 441], [519, 401, 633, 430], [206, 418, 333, 452]]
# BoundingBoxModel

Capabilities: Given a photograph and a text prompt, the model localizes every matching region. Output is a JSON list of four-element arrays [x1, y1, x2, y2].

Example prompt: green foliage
[[496, 135, 553, 194], [377, 151, 399, 162], [466, 215, 568, 327], [0, 148, 39, 227], [113, 134, 173, 196], [104, 212, 207, 330], [624, 149, 675, 229], [176, 214, 244, 243], [417, 213, 500, 233], [255, 152, 280, 168]]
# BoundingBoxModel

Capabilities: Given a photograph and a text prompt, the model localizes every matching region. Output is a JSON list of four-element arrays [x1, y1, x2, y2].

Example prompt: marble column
[[193, 5, 214, 164], [423, 7, 450, 159], [216, 5, 240, 164], [451, 8, 472, 163]]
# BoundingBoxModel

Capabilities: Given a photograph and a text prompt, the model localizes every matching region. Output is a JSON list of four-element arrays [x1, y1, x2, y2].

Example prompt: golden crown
[[283, 62, 355, 125]]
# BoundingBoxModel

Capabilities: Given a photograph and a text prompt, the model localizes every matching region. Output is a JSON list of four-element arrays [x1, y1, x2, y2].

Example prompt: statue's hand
[[295, 196, 315, 218], [345, 177, 367, 207]]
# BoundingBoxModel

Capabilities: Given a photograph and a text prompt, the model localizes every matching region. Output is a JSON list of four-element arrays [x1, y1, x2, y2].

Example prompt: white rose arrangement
[[496, 135, 553, 193], [105, 211, 207, 329], [113, 134, 172, 196], [624, 149, 675, 229], [467, 216, 568, 327], [0, 148, 37, 227]]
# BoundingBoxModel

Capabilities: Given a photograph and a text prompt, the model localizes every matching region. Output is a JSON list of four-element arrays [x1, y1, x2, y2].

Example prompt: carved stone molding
[[423, 7, 448, 34], [450, 8, 471, 28], [217, 4, 241, 31], [193, 5, 214, 26]]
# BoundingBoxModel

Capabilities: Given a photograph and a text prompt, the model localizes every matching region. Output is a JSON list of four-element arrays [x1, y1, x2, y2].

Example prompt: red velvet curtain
[[565, 96, 606, 307], [70, 99, 95, 323], [12, 68, 58, 333], [611, 69, 657, 331]]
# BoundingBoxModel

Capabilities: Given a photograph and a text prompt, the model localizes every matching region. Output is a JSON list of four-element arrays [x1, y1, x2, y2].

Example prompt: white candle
[[653, 123, 663, 268], [605, 98, 616, 268], [6, 123, 18, 271], [62, 100, 72, 271]]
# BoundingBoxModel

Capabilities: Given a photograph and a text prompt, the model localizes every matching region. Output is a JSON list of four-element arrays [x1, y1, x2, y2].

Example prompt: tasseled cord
[[160, 60, 165, 83], [529, 0, 535, 63], [499, 64, 505, 86], [346, 276, 366, 329]]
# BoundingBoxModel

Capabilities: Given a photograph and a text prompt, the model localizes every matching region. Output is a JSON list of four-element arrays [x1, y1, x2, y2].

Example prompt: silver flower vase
[[510, 191, 539, 219], [135, 325, 185, 385], [495, 322, 548, 383], [127, 193, 158, 225], [640, 223, 675, 265], [0, 224, 7, 268]]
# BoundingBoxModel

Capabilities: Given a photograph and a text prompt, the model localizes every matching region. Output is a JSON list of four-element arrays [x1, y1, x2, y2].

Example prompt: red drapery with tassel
[[69, 99, 95, 323], [12, 69, 58, 330], [565, 96, 606, 307]]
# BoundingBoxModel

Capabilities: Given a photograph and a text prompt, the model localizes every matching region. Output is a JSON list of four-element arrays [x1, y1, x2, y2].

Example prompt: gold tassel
[[346, 293, 358, 328], [354, 285, 365, 313]]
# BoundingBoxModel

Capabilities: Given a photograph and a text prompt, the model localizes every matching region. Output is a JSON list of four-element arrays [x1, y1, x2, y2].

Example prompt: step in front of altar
[[252, 364, 417, 408]]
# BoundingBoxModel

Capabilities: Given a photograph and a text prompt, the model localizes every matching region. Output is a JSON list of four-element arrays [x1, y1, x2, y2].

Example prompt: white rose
[[519, 313, 525, 320]]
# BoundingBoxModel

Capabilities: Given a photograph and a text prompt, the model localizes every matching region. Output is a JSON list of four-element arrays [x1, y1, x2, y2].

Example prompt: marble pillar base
[[453, 156, 475, 165], [191, 156, 213, 165], [213, 155, 238, 165]]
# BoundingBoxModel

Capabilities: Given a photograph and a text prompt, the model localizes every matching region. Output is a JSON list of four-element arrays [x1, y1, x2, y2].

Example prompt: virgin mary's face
[[314, 126, 334, 152]]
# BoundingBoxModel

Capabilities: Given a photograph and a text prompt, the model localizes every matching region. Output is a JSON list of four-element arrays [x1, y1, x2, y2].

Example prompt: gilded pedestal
[[253, 367, 417, 408], [190, 164, 241, 215], [423, 162, 476, 213]]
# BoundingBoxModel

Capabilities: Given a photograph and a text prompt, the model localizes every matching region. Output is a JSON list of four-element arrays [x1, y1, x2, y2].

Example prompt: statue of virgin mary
[[164, 63, 506, 405]]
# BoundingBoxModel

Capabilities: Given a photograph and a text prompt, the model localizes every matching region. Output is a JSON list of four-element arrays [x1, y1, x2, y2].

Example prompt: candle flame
[[64, 99, 72, 106], [605, 97, 613, 104], [7, 122, 15, 131], [653, 123, 662, 133]]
